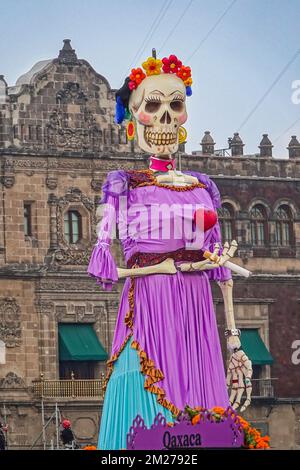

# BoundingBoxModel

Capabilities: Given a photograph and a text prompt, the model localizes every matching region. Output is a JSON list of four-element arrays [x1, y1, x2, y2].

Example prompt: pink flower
[[128, 81, 137, 91]]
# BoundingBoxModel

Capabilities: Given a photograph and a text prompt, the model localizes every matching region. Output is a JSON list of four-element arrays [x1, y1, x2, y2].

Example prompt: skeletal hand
[[179, 240, 238, 272], [226, 346, 253, 413]]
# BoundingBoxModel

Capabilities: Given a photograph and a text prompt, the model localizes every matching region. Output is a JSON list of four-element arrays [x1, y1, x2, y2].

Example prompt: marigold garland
[[186, 405, 270, 449]]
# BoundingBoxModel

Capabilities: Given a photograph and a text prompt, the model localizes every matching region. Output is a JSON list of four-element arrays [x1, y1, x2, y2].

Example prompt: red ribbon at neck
[[149, 156, 176, 172]]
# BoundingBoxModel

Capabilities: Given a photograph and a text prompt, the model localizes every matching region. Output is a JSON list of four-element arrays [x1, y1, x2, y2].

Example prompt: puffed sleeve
[[188, 170, 232, 282], [87, 171, 128, 291]]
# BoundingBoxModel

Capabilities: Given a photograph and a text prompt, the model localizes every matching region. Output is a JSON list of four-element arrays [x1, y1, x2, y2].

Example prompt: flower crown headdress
[[115, 49, 192, 124]]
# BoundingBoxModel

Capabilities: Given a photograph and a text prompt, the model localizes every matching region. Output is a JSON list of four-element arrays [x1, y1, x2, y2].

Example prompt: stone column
[[48, 194, 58, 250]]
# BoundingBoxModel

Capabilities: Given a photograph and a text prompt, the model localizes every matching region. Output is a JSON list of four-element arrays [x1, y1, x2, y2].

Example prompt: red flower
[[162, 55, 182, 74], [176, 65, 192, 84], [129, 68, 146, 87]]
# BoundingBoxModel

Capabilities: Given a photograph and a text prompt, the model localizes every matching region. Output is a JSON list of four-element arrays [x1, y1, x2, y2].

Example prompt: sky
[[1, 0, 300, 158]]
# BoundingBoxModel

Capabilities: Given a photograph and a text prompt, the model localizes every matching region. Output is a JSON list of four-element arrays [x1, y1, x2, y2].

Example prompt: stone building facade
[[0, 40, 299, 449]]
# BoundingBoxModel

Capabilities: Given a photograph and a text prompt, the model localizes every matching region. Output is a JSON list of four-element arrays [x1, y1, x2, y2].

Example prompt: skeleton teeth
[[144, 128, 177, 146]]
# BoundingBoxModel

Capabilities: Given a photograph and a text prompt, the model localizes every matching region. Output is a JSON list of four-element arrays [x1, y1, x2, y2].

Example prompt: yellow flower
[[184, 77, 193, 86], [142, 57, 162, 76]]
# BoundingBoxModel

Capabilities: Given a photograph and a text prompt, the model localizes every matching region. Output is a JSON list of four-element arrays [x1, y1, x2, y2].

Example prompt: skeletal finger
[[227, 240, 238, 258], [226, 363, 233, 388], [212, 243, 220, 257], [232, 369, 244, 410], [222, 241, 230, 257], [240, 378, 252, 412], [229, 370, 238, 405]]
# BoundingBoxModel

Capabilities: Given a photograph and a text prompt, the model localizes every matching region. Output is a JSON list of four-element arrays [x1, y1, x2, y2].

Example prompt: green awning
[[240, 329, 274, 365], [59, 324, 108, 361]]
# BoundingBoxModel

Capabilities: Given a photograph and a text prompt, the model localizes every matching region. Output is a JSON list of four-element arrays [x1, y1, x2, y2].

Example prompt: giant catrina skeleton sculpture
[[88, 51, 253, 450]]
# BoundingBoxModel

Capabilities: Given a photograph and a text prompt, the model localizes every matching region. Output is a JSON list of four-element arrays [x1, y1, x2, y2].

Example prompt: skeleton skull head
[[129, 74, 187, 156]]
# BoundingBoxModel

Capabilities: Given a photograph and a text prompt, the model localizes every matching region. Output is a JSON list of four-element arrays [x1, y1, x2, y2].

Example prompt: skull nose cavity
[[160, 111, 171, 124]]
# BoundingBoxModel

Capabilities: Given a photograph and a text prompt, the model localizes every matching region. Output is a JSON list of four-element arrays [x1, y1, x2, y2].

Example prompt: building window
[[28, 125, 33, 140], [24, 203, 32, 236], [64, 210, 82, 244], [250, 204, 267, 246], [59, 361, 96, 380], [275, 205, 292, 246], [218, 203, 234, 242], [58, 324, 108, 380], [36, 125, 42, 142]]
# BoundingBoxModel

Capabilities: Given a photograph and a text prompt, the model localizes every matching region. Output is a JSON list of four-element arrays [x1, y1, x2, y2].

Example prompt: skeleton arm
[[217, 268, 253, 413], [180, 241, 253, 412]]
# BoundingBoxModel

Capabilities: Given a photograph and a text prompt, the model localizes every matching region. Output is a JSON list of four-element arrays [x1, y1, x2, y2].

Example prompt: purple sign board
[[127, 408, 244, 450]]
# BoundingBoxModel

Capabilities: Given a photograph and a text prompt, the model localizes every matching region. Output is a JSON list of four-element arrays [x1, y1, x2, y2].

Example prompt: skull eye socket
[[145, 100, 162, 113], [170, 100, 184, 112]]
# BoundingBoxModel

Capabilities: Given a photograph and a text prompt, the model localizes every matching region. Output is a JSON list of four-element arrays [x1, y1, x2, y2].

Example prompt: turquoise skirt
[[98, 339, 174, 450]]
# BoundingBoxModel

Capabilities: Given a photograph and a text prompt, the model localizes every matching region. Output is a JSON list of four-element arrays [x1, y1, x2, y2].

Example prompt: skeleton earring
[[126, 120, 135, 141], [178, 126, 187, 144]]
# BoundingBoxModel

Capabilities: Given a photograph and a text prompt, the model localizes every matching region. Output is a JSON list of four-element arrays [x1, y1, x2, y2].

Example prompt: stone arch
[[272, 199, 298, 219], [248, 198, 271, 218]]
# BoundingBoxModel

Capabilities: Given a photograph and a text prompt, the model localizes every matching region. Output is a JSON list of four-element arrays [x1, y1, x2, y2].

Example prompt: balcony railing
[[32, 373, 106, 399], [31, 375, 277, 400], [248, 378, 277, 398]]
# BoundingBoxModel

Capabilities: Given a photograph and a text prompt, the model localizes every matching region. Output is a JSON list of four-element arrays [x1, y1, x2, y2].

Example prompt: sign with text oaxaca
[[126, 409, 244, 450]]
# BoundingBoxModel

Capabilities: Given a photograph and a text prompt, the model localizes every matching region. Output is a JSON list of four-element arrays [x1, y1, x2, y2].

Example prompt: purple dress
[[88, 169, 231, 449]]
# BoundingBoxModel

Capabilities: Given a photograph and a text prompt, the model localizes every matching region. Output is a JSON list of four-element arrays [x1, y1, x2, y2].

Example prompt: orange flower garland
[[186, 406, 270, 449]]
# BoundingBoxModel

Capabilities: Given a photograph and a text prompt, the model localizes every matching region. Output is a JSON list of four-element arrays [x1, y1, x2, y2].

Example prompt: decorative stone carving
[[57, 39, 79, 65], [75, 305, 86, 321], [0, 298, 21, 347], [53, 246, 93, 265], [0, 372, 25, 389], [56, 82, 87, 104], [46, 187, 97, 266], [55, 305, 67, 321], [2, 159, 15, 188], [46, 176, 58, 190], [91, 178, 102, 192], [46, 108, 101, 151], [36, 300, 54, 316], [2, 175, 15, 188]]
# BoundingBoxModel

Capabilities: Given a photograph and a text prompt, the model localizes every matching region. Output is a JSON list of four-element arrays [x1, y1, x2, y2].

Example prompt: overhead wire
[[157, 0, 194, 55], [237, 48, 300, 132], [187, 0, 238, 61]]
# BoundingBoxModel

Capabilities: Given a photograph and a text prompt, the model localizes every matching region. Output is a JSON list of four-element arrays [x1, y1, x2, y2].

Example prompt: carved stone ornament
[[46, 176, 58, 190], [56, 82, 88, 104], [0, 372, 25, 389], [91, 178, 102, 192], [46, 108, 101, 151], [2, 159, 15, 188], [0, 298, 21, 347], [2, 175, 15, 188], [53, 246, 93, 265], [47, 187, 97, 266]]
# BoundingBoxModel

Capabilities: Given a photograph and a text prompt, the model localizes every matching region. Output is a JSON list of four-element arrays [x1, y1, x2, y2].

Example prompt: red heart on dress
[[194, 208, 217, 232]]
